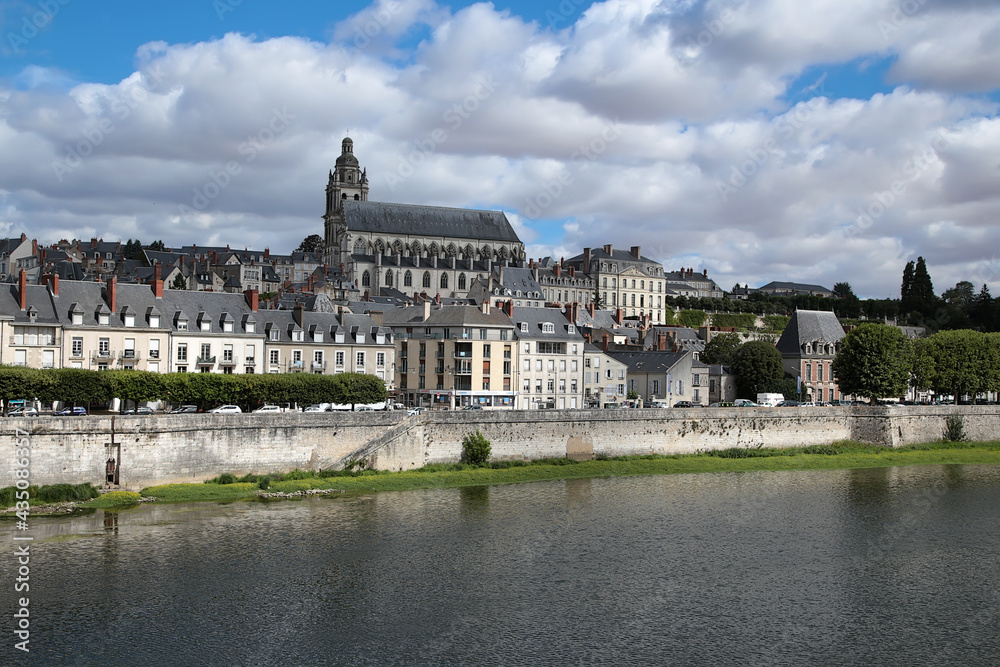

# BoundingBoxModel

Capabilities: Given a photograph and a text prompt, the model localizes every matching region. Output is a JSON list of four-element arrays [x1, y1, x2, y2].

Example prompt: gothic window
[[373, 239, 385, 254], [464, 244, 475, 258], [422, 271, 431, 288], [441, 273, 449, 289], [404, 271, 412, 287], [385, 271, 393, 287], [446, 243, 457, 257], [428, 243, 439, 257], [480, 245, 492, 260], [410, 241, 422, 256], [361, 271, 371, 287], [497, 246, 509, 260], [353, 238, 367, 254], [458, 273, 467, 290], [392, 240, 403, 255]]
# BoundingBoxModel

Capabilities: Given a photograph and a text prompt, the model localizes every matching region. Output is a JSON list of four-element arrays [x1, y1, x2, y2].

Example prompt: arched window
[[391, 240, 403, 255], [422, 271, 431, 288], [353, 238, 367, 254], [410, 241, 422, 256], [446, 243, 457, 257], [342, 193, 347, 200], [354, 194, 360, 200], [404, 271, 412, 287], [458, 273, 467, 291], [361, 271, 371, 287], [464, 244, 475, 258], [428, 243, 439, 257], [441, 273, 449, 289], [385, 271, 393, 287], [373, 239, 385, 254]]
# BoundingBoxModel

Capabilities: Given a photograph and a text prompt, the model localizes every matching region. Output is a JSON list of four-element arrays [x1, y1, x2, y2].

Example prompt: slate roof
[[382, 304, 514, 329], [253, 310, 388, 344], [606, 350, 690, 374], [759, 281, 833, 295], [566, 247, 658, 265], [511, 307, 583, 341], [776, 309, 846, 357], [343, 200, 520, 244]]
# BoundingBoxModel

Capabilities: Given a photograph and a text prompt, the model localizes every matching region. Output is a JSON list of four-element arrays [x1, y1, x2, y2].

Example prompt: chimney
[[588, 302, 595, 317], [631, 246, 641, 259], [703, 269, 708, 277], [293, 302, 304, 327], [583, 247, 591, 272], [502, 299, 513, 318], [91, 237, 98, 250], [212, 250, 218, 264], [569, 267, 575, 277], [32, 239, 38, 257], [603, 244, 613, 255], [20, 233, 26, 241], [107, 276, 118, 312], [370, 311, 384, 327], [154, 276, 164, 299], [226, 244, 230, 252], [154, 261, 162, 283], [46, 273, 60, 297], [529, 258, 534, 268], [244, 289, 259, 312], [423, 300, 431, 322], [615, 308, 623, 325], [602, 333, 610, 353], [554, 265, 561, 277], [435, 292, 441, 305], [18, 269, 28, 310], [482, 300, 491, 315]]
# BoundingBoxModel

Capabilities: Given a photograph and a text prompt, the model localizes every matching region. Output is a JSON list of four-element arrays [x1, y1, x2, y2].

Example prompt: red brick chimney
[[502, 299, 514, 318], [18, 269, 27, 310], [703, 269, 708, 277], [264, 247, 270, 259], [568, 267, 575, 277], [583, 248, 591, 272], [107, 276, 117, 312], [602, 332, 610, 353], [554, 265, 562, 277], [615, 308, 623, 325], [153, 262, 164, 298], [631, 246, 641, 259], [588, 302, 595, 317], [47, 273, 59, 297], [90, 237, 98, 250], [32, 239, 38, 257], [244, 289, 259, 312]]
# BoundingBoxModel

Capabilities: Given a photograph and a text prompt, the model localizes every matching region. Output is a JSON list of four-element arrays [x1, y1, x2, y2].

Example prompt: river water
[[4, 465, 1000, 666]]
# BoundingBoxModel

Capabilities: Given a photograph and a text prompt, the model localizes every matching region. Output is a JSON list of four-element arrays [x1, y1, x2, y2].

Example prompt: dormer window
[[519, 322, 528, 333], [221, 313, 234, 333], [27, 306, 37, 323], [292, 330, 303, 342], [567, 325, 575, 334], [313, 329, 324, 343], [542, 323, 555, 334], [356, 332, 365, 344], [335, 330, 345, 343]]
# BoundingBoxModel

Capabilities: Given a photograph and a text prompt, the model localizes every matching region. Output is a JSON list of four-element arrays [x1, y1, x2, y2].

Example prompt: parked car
[[8, 407, 39, 417], [252, 405, 281, 414], [208, 405, 242, 414], [406, 407, 426, 416], [304, 405, 328, 413], [776, 400, 800, 407], [462, 405, 484, 410], [54, 406, 87, 416], [169, 405, 200, 414], [122, 406, 154, 415], [354, 406, 374, 412], [708, 402, 735, 408], [673, 401, 695, 408], [733, 399, 758, 407]]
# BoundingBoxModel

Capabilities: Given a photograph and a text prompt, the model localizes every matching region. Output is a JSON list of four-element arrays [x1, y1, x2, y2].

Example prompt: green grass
[[136, 440, 1000, 502]]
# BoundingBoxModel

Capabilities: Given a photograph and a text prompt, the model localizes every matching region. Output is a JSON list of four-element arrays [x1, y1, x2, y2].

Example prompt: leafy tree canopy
[[297, 234, 324, 254], [731, 341, 785, 399], [831, 323, 912, 402], [701, 332, 742, 366]]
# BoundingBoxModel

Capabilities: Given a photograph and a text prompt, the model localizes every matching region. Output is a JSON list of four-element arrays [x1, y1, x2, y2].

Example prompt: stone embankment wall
[[3, 406, 998, 488]]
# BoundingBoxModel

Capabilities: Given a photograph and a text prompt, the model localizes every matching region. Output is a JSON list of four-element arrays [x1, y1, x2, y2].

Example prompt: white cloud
[[0, 0, 998, 300]]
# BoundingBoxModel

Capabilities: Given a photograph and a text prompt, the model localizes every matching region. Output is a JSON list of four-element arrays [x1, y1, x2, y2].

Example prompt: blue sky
[[2, 0, 999, 299]]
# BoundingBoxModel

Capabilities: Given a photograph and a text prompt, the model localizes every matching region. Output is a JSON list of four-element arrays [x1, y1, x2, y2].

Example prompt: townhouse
[[512, 306, 587, 410]]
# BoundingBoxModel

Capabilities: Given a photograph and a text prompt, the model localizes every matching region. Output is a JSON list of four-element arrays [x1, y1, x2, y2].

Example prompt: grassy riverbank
[[136, 440, 1000, 503]]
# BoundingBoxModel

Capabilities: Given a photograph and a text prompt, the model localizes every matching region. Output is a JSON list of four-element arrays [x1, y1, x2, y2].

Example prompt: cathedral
[[322, 137, 525, 299]]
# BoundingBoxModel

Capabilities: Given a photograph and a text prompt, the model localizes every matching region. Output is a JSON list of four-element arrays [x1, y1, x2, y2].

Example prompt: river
[[4, 465, 999, 665]]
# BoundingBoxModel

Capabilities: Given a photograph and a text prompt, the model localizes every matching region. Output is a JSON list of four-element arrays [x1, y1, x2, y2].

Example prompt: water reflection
[[2, 465, 998, 666]]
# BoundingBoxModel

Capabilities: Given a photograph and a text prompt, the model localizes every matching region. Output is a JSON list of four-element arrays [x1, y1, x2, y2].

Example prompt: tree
[[171, 273, 187, 290], [900, 260, 915, 310], [731, 341, 785, 399], [913, 329, 992, 402], [122, 239, 145, 262], [105, 371, 167, 408], [297, 234, 324, 254], [148, 240, 166, 252], [331, 373, 387, 409], [701, 332, 742, 366], [677, 310, 707, 328], [831, 323, 912, 402], [833, 282, 855, 299], [591, 288, 604, 310]]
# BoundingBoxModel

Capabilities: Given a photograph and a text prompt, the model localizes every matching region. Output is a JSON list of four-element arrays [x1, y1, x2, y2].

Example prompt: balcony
[[311, 361, 327, 371], [119, 350, 141, 362], [219, 354, 239, 367], [91, 350, 115, 362], [245, 357, 256, 366], [196, 355, 216, 366], [453, 351, 473, 358], [287, 360, 305, 372], [148, 350, 160, 360], [10, 335, 61, 347]]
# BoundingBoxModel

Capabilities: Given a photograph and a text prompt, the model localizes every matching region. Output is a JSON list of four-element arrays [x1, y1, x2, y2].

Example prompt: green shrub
[[258, 476, 271, 490], [461, 430, 492, 466], [801, 445, 839, 455], [944, 414, 966, 442], [34, 483, 100, 503], [98, 490, 142, 506]]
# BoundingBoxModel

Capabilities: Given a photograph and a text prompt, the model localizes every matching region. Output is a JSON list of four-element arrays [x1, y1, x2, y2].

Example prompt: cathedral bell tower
[[324, 136, 369, 266]]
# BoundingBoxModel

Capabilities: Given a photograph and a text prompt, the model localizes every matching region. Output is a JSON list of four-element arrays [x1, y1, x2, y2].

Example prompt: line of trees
[[832, 323, 1000, 402], [0, 367, 387, 412]]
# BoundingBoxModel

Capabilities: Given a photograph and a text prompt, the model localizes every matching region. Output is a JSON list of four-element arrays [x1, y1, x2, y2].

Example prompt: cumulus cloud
[[0, 0, 998, 299]]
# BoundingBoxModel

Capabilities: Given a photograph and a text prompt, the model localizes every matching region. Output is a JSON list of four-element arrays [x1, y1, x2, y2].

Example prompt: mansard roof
[[342, 200, 521, 244], [776, 309, 846, 357]]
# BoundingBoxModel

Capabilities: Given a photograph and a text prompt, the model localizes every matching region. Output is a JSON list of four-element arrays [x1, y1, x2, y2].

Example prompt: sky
[[1, 0, 999, 300]]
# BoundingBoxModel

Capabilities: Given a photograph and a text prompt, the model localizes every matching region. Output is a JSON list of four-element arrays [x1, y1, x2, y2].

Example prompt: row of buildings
[[3, 267, 849, 408]]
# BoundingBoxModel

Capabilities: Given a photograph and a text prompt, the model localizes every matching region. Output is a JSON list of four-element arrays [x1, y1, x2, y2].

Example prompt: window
[[458, 273, 467, 291], [404, 271, 412, 287], [335, 351, 345, 368], [361, 271, 371, 287], [422, 272, 431, 288], [559, 379, 566, 393], [520, 322, 528, 333], [817, 364, 824, 382], [693, 373, 700, 386], [805, 363, 812, 381], [523, 378, 530, 392], [536, 359, 542, 372], [585, 357, 591, 368], [440, 273, 448, 289], [653, 380, 660, 395], [542, 323, 555, 334], [385, 271, 393, 287], [270, 350, 279, 365], [571, 360, 578, 372], [124, 313, 135, 328], [246, 345, 255, 365], [547, 379, 554, 392], [201, 343, 212, 359], [524, 359, 531, 371], [571, 379, 578, 393], [503, 361, 511, 375], [177, 344, 187, 361], [149, 339, 160, 359], [356, 351, 365, 369], [224, 345, 234, 362], [376, 352, 385, 367], [124, 338, 136, 358], [223, 320, 233, 333], [547, 360, 555, 372], [99, 338, 110, 357], [535, 380, 542, 394], [72, 337, 83, 357]]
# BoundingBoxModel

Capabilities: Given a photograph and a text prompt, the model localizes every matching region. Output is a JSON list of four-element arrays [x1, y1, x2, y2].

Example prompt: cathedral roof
[[342, 201, 521, 244]]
